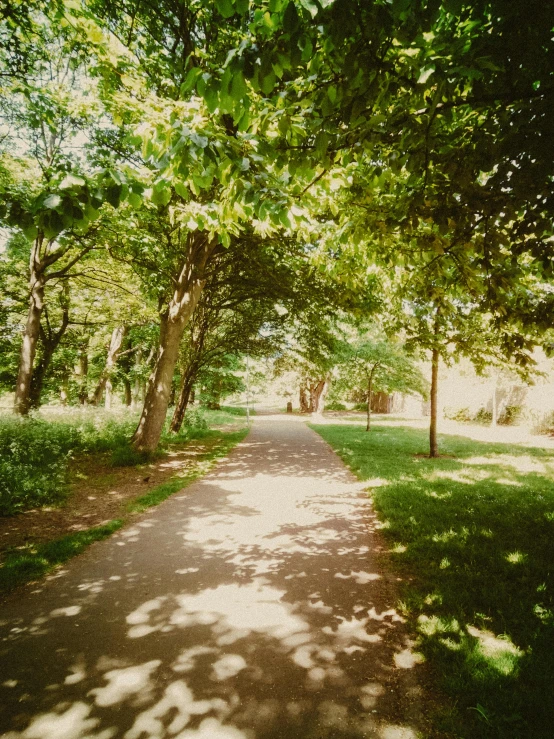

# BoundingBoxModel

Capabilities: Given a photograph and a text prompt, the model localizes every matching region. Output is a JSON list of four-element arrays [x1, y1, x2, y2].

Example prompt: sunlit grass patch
[[312, 421, 554, 738]]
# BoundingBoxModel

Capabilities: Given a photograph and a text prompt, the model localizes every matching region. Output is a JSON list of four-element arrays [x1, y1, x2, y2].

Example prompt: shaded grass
[[311, 422, 554, 739], [0, 519, 124, 594], [129, 429, 249, 513], [0, 428, 248, 596]]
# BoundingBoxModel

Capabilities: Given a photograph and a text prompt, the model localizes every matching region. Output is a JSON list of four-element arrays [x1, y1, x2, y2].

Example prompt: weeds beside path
[[312, 421, 554, 739], [0, 428, 248, 598]]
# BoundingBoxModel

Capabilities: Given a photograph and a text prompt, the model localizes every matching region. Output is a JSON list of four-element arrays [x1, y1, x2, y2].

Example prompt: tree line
[[1, 0, 552, 456]]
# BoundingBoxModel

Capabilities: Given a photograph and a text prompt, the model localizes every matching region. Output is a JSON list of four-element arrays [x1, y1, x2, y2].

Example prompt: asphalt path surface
[[0, 414, 426, 739]]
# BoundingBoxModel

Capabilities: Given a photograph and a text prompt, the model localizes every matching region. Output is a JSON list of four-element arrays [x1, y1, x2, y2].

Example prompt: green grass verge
[[0, 519, 124, 594], [311, 422, 554, 739], [128, 429, 249, 513], [0, 428, 249, 596]]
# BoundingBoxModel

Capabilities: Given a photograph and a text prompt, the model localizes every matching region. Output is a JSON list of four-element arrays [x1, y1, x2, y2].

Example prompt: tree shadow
[[0, 419, 426, 739], [314, 423, 554, 738]]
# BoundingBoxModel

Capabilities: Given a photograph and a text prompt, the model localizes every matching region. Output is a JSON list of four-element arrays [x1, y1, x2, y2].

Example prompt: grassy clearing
[[311, 422, 554, 739]]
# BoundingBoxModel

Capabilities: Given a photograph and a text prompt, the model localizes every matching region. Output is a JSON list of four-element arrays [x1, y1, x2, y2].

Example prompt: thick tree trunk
[[29, 293, 70, 410], [429, 347, 440, 458], [132, 233, 215, 453], [90, 326, 128, 406], [310, 376, 329, 415], [170, 371, 195, 433], [14, 263, 46, 415], [132, 314, 191, 450]]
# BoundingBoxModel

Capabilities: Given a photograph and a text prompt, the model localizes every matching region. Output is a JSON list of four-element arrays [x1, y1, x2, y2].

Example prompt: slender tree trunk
[[78, 345, 89, 405], [90, 326, 128, 406], [366, 375, 372, 432], [132, 233, 215, 453], [170, 369, 196, 433], [491, 376, 498, 427], [123, 378, 132, 406], [14, 252, 46, 415], [429, 347, 440, 458], [299, 382, 310, 413], [60, 372, 69, 405]]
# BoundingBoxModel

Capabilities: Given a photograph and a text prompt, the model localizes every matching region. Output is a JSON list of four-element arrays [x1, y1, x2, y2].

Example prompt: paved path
[[0, 416, 426, 739]]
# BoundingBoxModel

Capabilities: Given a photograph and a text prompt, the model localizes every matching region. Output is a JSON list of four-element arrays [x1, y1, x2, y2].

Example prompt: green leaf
[[231, 71, 248, 102], [216, 0, 235, 18], [127, 192, 142, 208], [105, 184, 123, 208], [283, 1, 300, 33], [180, 67, 202, 95]]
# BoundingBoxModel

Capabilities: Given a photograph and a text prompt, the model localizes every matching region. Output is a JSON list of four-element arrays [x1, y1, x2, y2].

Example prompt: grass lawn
[[311, 422, 554, 739]]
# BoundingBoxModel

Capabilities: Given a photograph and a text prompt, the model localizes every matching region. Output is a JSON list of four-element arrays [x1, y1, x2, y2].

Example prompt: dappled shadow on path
[[0, 420, 425, 739]]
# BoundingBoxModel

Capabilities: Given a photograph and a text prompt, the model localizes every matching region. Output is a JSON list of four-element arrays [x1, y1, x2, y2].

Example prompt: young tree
[[339, 337, 427, 432]]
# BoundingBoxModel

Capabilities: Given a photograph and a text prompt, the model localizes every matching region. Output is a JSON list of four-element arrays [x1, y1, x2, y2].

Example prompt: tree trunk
[[132, 314, 191, 450], [491, 376, 497, 427], [170, 371, 195, 433], [90, 326, 128, 406], [60, 372, 69, 405], [366, 375, 372, 432], [14, 252, 46, 415], [123, 378, 132, 406], [132, 232, 216, 453], [429, 346, 440, 458], [299, 382, 310, 413], [310, 376, 329, 415], [78, 345, 89, 405]]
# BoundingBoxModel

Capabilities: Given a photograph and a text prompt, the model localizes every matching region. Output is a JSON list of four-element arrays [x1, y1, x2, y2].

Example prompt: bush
[[0, 418, 77, 515], [444, 407, 471, 422], [326, 401, 347, 411], [531, 411, 554, 436], [110, 444, 152, 467], [183, 408, 208, 429], [353, 402, 368, 411], [474, 407, 492, 424], [0, 412, 141, 514], [499, 404, 523, 426]]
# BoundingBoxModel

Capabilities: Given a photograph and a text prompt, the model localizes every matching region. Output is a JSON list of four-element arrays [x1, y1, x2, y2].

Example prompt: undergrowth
[[0, 427, 249, 594]]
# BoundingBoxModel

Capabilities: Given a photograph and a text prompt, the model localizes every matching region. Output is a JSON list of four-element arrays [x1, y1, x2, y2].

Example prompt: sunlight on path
[[0, 415, 426, 739]]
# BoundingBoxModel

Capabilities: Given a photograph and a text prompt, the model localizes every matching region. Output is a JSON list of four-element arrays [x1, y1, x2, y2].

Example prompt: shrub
[[444, 407, 471, 422], [0, 412, 141, 514], [474, 407, 492, 424], [531, 411, 554, 436], [183, 408, 208, 429], [0, 418, 77, 515], [110, 444, 152, 467], [499, 405, 523, 426], [326, 401, 347, 411]]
